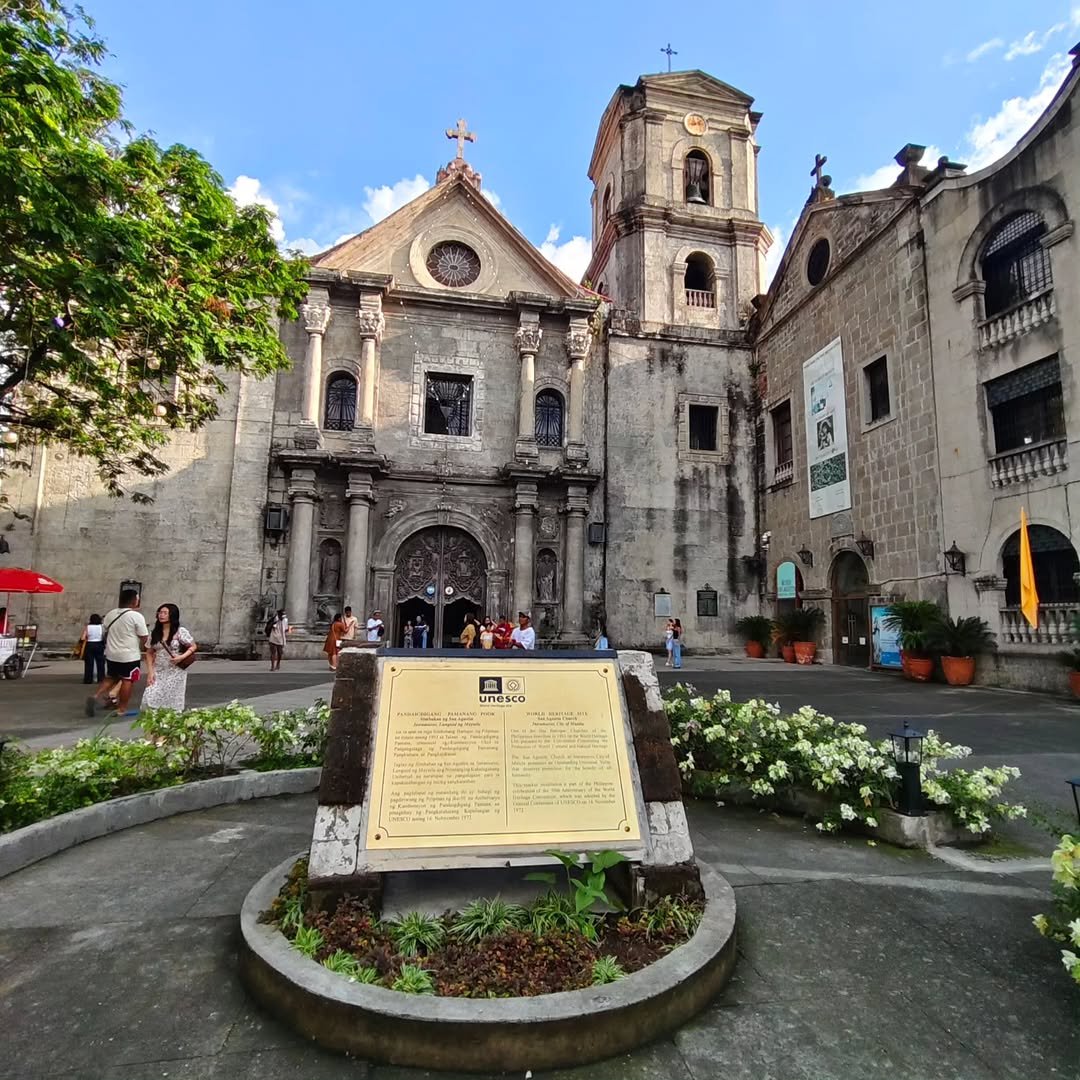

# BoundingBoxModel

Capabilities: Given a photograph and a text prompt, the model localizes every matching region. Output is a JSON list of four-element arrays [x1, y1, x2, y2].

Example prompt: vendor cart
[[0, 568, 63, 679]]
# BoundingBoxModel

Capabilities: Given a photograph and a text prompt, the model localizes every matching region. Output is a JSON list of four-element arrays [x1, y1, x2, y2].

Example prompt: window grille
[[772, 401, 793, 465], [981, 211, 1052, 317], [535, 390, 564, 447], [1003, 525, 1079, 604], [689, 404, 718, 451], [424, 374, 472, 436], [324, 373, 357, 431], [865, 357, 890, 422], [986, 356, 1064, 452]]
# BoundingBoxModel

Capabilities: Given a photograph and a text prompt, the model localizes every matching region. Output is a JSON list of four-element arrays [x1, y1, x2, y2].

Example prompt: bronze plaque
[[366, 657, 641, 850]]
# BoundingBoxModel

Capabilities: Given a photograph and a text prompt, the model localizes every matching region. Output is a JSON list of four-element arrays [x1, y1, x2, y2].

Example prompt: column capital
[[301, 301, 332, 336], [514, 325, 543, 356], [346, 470, 375, 502], [564, 486, 589, 516], [566, 327, 591, 361], [356, 310, 385, 341], [514, 480, 539, 512], [288, 467, 319, 501]]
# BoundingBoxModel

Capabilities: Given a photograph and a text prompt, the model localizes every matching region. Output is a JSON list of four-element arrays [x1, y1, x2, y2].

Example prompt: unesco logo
[[478, 676, 526, 703]]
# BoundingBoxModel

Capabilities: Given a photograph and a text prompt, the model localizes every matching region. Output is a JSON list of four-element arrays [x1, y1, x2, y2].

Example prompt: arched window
[[324, 372, 357, 431], [684, 252, 716, 308], [535, 389, 564, 448], [602, 184, 612, 224], [1002, 525, 1079, 606], [684, 150, 710, 205], [981, 211, 1052, 317]]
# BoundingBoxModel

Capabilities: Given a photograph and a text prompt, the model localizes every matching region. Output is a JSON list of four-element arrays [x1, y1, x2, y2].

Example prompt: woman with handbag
[[142, 603, 197, 711]]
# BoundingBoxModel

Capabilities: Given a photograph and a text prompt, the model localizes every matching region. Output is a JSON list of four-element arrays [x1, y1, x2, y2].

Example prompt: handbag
[[166, 637, 197, 670]]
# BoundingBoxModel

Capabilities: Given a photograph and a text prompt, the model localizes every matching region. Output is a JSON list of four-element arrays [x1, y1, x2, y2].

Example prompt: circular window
[[425, 241, 481, 288], [806, 238, 831, 286]]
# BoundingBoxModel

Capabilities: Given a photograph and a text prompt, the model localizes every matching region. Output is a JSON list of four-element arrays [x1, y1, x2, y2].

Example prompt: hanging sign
[[803, 337, 851, 519], [776, 561, 797, 600]]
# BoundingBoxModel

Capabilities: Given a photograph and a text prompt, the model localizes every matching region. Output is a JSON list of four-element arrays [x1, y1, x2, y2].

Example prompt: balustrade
[[988, 439, 1067, 487], [978, 291, 1055, 350], [774, 460, 793, 486], [999, 602, 1080, 646], [685, 289, 716, 309]]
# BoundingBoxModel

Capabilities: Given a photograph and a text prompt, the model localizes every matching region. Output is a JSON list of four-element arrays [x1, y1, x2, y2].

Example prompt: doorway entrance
[[831, 551, 870, 668], [393, 526, 486, 648]]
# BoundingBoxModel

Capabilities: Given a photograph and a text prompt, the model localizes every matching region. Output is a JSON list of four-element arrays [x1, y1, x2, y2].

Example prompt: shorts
[[106, 659, 141, 682]]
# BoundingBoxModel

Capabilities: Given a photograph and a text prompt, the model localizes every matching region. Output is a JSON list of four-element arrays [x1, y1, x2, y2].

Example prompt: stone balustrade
[[685, 288, 716, 309], [999, 602, 1080, 646], [988, 439, 1067, 487], [774, 460, 793, 486], [978, 291, 1055, 350]]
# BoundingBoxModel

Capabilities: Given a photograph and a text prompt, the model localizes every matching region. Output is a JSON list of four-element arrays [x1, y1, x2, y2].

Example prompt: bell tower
[[583, 71, 771, 331]]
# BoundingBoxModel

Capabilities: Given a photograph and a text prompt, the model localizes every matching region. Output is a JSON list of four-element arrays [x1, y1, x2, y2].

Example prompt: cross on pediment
[[661, 42, 678, 71], [446, 118, 476, 161], [811, 153, 828, 186]]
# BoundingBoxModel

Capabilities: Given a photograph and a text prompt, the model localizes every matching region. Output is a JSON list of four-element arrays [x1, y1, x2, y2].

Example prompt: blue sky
[[87, 0, 1079, 284]]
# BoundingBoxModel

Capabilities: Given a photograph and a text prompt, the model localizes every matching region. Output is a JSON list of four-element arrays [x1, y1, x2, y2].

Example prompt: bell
[[686, 181, 707, 204]]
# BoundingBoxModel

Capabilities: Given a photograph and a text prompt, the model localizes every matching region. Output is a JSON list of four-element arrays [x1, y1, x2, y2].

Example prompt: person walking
[[80, 613, 106, 684], [324, 612, 347, 671], [267, 609, 289, 671], [510, 611, 536, 650], [671, 618, 683, 670], [664, 619, 675, 666], [143, 603, 197, 711], [479, 618, 495, 650], [460, 614, 478, 649], [342, 606, 359, 641], [87, 588, 149, 717]]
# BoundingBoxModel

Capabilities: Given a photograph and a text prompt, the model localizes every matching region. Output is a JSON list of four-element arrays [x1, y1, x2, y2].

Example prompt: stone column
[[513, 481, 538, 615], [345, 470, 374, 618], [356, 304, 384, 444], [300, 295, 331, 432], [285, 468, 318, 628], [514, 323, 542, 460], [566, 322, 591, 463], [560, 483, 590, 644]]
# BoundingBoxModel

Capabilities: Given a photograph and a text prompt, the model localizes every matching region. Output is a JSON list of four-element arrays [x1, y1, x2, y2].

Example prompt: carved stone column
[[514, 323, 542, 460], [513, 481, 538, 615], [566, 321, 591, 464], [345, 470, 374, 618], [285, 468, 318, 628], [356, 303, 384, 442], [300, 295, 331, 434], [560, 483, 590, 644]]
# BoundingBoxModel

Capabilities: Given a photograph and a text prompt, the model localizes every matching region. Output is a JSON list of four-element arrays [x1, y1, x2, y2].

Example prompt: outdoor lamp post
[[1068, 778, 1080, 829], [944, 541, 967, 576], [890, 722, 926, 816], [796, 545, 814, 568]]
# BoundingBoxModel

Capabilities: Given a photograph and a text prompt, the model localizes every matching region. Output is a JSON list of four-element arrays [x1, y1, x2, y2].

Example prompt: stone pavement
[[1, 793, 1077, 1079]]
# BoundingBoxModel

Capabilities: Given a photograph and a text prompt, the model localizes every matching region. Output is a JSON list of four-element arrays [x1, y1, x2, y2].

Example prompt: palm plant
[[883, 600, 941, 658], [733, 615, 774, 649], [927, 615, 996, 658], [781, 605, 825, 643]]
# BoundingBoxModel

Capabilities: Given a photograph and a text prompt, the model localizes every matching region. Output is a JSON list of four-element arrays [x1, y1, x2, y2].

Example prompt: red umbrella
[[0, 567, 64, 593]]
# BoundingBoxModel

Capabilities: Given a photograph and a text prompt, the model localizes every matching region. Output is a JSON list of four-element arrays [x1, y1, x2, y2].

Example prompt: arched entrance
[[831, 551, 869, 667], [394, 526, 486, 648]]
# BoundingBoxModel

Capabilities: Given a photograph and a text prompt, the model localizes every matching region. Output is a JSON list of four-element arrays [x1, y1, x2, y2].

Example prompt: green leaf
[[544, 849, 582, 871], [589, 850, 627, 873], [524, 871, 557, 886]]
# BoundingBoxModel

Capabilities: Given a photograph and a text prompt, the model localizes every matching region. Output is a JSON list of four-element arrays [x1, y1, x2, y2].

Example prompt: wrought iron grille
[[1003, 525, 1079, 604], [324, 373, 357, 430], [535, 390, 564, 447], [424, 374, 472, 436], [987, 357, 1064, 452], [981, 211, 1052, 317], [689, 404, 718, 451]]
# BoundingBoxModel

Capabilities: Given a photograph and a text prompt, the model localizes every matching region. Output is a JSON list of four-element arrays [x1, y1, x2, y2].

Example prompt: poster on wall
[[870, 605, 902, 669], [802, 337, 851, 519], [776, 561, 797, 600]]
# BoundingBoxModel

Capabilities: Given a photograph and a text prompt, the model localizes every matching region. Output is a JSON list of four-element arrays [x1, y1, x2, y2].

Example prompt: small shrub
[[392, 963, 436, 994], [292, 925, 324, 959], [321, 950, 379, 984], [639, 895, 702, 938], [1033, 834, 1080, 987], [451, 897, 528, 942], [249, 700, 330, 769], [591, 955, 627, 985], [388, 911, 446, 957], [528, 891, 599, 941], [525, 849, 626, 913], [733, 615, 774, 649], [138, 701, 256, 773]]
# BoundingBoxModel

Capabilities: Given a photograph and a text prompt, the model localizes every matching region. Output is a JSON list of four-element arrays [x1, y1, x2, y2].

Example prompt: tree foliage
[[0, 0, 307, 500]]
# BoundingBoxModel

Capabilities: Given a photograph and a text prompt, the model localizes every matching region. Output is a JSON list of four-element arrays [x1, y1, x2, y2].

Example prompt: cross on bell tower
[[437, 118, 482, 189], [445, 118, 476, 161], [809, 152, 834, 203]]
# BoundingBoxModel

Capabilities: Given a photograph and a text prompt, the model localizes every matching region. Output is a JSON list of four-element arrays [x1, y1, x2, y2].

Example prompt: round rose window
[[426, 241, 481, 288]]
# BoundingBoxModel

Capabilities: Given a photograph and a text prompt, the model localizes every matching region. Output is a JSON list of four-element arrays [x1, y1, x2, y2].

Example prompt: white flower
[[1062, 950, 1079, 974], [864, 816, 878, 828], [839, 803, 857, 821]]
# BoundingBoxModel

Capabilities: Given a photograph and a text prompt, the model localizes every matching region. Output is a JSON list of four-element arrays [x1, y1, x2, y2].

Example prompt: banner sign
[[803, 337, 851, 519], [776, 561, 797, 600], [870, 605, 902, 669]]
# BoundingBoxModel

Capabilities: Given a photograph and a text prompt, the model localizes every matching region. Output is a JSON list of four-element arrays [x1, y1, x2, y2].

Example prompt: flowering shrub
[[665, 685, 1025, 835], [249, 700, 330, 769], [139, 700, 259, 773], [1033, 835, 1080, 987]]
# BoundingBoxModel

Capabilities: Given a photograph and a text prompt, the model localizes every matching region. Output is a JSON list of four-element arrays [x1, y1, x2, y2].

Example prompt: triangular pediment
[[313, 176, 586, 300], [639, 70, 754, 108]]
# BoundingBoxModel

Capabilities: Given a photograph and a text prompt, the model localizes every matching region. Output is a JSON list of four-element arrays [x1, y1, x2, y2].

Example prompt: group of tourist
[[319, 606, 386, 670], [664, 618, 684, 669], [454, 611, 535, 650], [81, 589, 197, 717]]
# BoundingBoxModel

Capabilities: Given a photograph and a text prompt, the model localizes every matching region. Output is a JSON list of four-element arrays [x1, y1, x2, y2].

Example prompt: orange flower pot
[[781, 644, 796, 664], [906, 656, 934, 682], [941, 655, 975, 686], [745, 641, 765, 658], [794, 641, 817, 665]]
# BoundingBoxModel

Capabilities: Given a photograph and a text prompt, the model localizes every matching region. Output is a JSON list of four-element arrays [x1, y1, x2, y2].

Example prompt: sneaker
[[84, 695, 97, 717]]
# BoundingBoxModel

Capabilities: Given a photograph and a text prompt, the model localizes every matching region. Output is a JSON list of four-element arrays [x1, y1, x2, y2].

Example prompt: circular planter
[[941, 655, 975, 686], [1069, 671, 1080, 698], [905, 656, 934, 682], [780, 644, 796, 664], [900, 651, 911, 678], [744, 641, 765, 659], [239, 854, 738, 1072], [793, 641, 816, 665]]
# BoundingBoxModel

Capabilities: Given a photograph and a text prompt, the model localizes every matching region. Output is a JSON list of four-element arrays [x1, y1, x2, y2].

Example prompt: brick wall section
[[317, 648, 378, 806]]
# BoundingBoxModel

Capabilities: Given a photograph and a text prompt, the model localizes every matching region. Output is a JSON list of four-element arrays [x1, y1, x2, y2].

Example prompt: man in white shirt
[[509, 611, 536, 651], [366, 610, 385, 643], [87, 588, 149, 717]]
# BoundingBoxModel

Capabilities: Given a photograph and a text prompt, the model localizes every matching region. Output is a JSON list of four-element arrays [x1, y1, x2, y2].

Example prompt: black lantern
[[889, 722, 926, 816], [944, 541, 967, 576], [796, 545, 813, 568], [856, 533, 875, 559], [1068, 778, 1080, 830]]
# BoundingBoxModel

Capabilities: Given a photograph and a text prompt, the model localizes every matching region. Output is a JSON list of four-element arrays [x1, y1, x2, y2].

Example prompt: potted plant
[[883, 600, 941, 682], [927, 615, 995, 686], [733, 615, 773, 659], [1058, 616, 1080, 698], [785, 606, 826, 665], [772, 611, 798, 663]]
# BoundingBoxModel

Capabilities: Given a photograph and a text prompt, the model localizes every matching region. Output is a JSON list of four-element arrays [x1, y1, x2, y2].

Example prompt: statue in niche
[[318, 539, 342, 594], [536, 549, 557, 604]]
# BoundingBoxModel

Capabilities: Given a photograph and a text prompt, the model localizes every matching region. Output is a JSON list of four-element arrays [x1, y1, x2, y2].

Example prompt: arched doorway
[[394, 526, 486, 648], [831, 551, 869, 667]]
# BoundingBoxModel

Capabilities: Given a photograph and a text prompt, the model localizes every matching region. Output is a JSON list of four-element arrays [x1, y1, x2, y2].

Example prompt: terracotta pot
[[781, 644, 796, 664], [942, 655, 975, 687], [900, 651, 911, 678], [906, 655, 934, 683], [1070, 671, 1080, 698], [794, 641, 817, 665], [745, 641, 765, 659]]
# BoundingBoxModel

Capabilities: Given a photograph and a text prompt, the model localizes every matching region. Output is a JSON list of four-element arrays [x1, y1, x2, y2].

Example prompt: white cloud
[[763, 221, 789, 288], [853, 145, 943, 191], [538, 225, 591, 283], [361, 174, 430, 224], [481, 187, 501, 210], [965, 53, 1071, 169], [966, 38, 1004, 62], [1004, 25, 1065, 61], [227, 175, 285, 243], [284, 236, 324, 256]]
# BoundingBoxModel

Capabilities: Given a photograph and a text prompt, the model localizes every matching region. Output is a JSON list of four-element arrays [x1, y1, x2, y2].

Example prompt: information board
[[365, 657, 642, 851], [870, 605, 902, 669]]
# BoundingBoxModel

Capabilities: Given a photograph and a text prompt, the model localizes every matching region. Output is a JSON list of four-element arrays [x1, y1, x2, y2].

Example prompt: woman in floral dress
[[143, 603, 197, 711]]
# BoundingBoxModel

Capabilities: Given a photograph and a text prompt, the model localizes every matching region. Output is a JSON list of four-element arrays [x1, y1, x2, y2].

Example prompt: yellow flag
[[1020, 508, 1039, 629]]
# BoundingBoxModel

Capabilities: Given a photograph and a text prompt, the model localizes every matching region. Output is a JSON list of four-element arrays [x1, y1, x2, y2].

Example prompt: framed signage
[[653, 591, 672, 617], [803, 337, 851, 519], [870, 605, 902, 669], [776, 561, 797, 600]]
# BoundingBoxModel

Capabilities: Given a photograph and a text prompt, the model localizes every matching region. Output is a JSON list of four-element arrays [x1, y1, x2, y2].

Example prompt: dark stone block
[[318, 651, 377, 807], [308, 872, 384, 915], [622, 671, 674, 741], [330, 677, 355, 710], [638, 861, 704, 903], [635, 736, 683, 802]]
